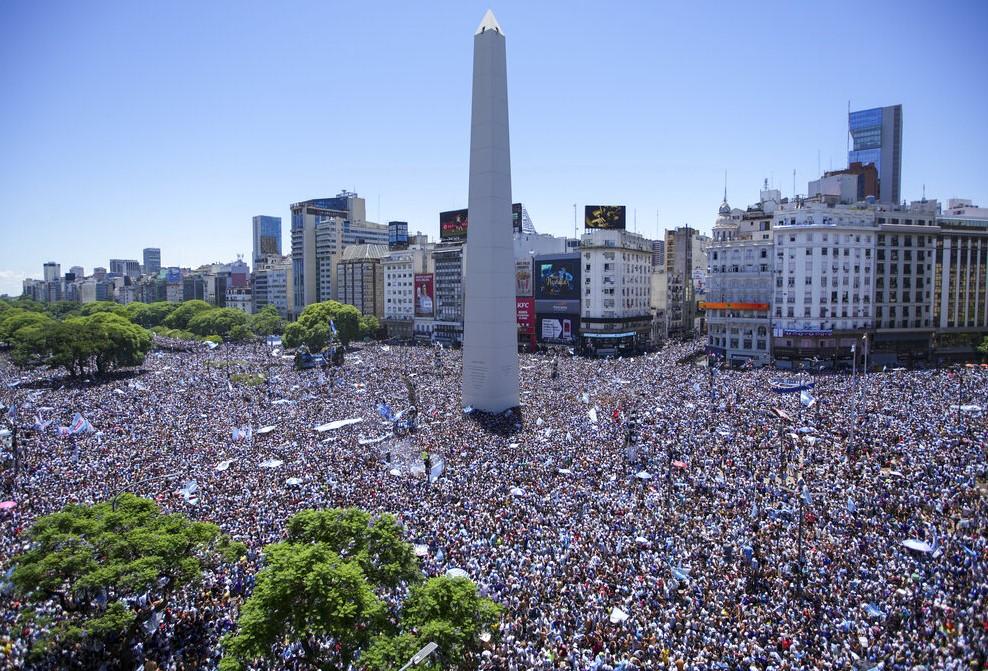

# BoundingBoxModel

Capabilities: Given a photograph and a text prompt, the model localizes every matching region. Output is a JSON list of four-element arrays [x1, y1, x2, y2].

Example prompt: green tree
[[79, 301, 129, 318], [220, 508, 482, 671], [162, 299, 212, 330], [400, 577, 501, 662], [0, 308, 54, 344], [11, 494, 246, 668], [127, 301, 179, 328], [186, 307, 249, 339], [248, 304, 284, 336], [359, 314, 381, 340], [47, 300, 82, 319], [75, 312, 153, 375], [978, 336, 988, 355], [226, 323, 255, 343], [283, 301, 361, 350]]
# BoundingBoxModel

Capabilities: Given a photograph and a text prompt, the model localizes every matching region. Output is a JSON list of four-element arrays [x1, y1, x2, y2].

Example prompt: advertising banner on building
[[512, 202, 523, 234], [584, 205, 627, 230], [414, 273, 434, 318], [439, 209, 469, 240], [534, 255, 581, 302], [515, 258, 533, 297], [516, 298, 534, 332], [537, 314, 578, 345], [388, 221, 409, 250]]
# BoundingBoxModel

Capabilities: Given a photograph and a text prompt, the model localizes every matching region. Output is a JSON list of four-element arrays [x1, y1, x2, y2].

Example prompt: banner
[[516, 298, 534, 332], [439, 209, 468, 240], [414, 274, 435, 318], [515, 258, 533, 297]]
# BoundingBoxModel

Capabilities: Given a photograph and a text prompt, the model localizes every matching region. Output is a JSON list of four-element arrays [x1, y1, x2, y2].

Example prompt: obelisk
[[462, 9, 520, 413]]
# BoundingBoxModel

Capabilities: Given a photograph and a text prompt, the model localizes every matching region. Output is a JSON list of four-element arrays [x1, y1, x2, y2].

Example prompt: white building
[[580, 228, 653, 352], [383, 245, 433, 340], [253, 255, 293, 319], [771, 201, 877, 365]]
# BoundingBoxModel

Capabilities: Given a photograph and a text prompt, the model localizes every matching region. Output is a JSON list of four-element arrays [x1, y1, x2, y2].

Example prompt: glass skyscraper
[[252, 215, 283, 265], [848, 104, 902, 205]]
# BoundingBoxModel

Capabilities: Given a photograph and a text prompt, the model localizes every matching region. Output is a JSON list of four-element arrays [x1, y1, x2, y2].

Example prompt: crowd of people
[[0, 337, 985, 670]]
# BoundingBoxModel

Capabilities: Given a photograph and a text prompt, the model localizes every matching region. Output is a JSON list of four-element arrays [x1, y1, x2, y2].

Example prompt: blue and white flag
[[32, 414, 51, 432], [847, 497, 857, 514], [801, 484, 813, 506], [329, 319, 338, 336], [800, 390, 816, 408], [5, 405, 16, 421], [377, 403, 394, 420], [68, 413, 94, 435]]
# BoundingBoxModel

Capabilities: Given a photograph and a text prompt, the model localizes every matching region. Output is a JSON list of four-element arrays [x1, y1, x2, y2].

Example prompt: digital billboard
[[414, 274, 434, 318], [515, 258, 533, 297], [537, 314, 578, 345], [534, 256, 581, 302], [512, 202, 523, 234], [388, 221, 409, 250], [585, 205, 627, 230], [439, 209, 468, 240]]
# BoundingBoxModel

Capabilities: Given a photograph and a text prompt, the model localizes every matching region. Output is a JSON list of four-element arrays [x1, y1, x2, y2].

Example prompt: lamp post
[[398, 641, 438, 671], [111, 471, 182, 511]]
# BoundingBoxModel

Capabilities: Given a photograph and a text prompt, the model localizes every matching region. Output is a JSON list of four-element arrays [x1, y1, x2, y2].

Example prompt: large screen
[[389, 221, 409, 250], [534, 257, 580, 302], [414, 274, 434, 318], [512, 202, 523, 234], [585, 205, 626, 230], [439, 209, 469, 240], [537, 314, 578, 345]]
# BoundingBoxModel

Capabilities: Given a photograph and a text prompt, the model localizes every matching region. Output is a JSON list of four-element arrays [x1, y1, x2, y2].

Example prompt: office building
[[68, 266, 84, 279], [848, 104, 903, 205], [143, 248, 161, 275], [109, 259, 141, 279], [43, 262, 60, 282], [252, 216, 282, 265], [336, 244, 389, 320], [430, 243, 466, 346], [650, 239, 665, 268], [290, 192, 388, 315], [383, 245, 433, 340], [933, 200, 988, 351], [580, 228, 653, 353], [252, 255, 293, 319]]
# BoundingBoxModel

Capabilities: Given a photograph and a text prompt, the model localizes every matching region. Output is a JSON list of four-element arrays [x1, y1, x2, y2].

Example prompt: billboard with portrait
[[414, 274, 434, 318], [439, 209, 469, 240], [585, 205, 627, 230], [515, 258, 533, 297], [534, 255, 581, 302]]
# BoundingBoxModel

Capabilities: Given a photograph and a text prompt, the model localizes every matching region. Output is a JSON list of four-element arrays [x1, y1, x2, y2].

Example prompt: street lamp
[[398, 641, 438, 671]]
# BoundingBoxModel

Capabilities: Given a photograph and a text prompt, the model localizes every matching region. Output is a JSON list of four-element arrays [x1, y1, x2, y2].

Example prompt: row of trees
[[10, 499, 498, 670], [283, 300, 381, 350]]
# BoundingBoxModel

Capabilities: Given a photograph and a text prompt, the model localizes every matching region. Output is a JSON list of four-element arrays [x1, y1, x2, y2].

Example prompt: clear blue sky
[[2, 0, 986, 296]]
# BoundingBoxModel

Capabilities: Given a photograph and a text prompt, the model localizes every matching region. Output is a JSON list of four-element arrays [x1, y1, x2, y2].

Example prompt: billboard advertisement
[[537, 314, 578, 345], [439, 209, 469, 240], [585, 205, 627, 230], [414, 274, 434, 318], [534, 255, 581, 302], [516, 298, 534, 332], [515, 258, 533, 297], [388, 221, 409, 250], [512, 202, 523, 234]]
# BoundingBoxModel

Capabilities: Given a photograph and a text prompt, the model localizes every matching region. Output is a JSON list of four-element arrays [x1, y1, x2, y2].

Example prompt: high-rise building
[[461, 10, 520, 413], [109, 259, 141, 278], [290, 192, 388, 315], [665, 226, 710, 338], [252, 255, 293, 319], [68, 265, 84, 279], [849, 104, 902, 205], [336, 244, 389, 319], [580, 230, 653, 353], [252, 216, 282, 265], [384, 244, 433, 340], [650, 239, 665, 268], [142, 248, 161, 275], [43, 262, 61, 282]]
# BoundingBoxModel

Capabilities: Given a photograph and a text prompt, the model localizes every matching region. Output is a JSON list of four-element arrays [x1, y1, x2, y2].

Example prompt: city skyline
[[2, 1, 987, 296]]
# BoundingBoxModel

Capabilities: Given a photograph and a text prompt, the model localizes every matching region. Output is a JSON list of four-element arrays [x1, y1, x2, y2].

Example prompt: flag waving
[[800, 390, 816, 408]]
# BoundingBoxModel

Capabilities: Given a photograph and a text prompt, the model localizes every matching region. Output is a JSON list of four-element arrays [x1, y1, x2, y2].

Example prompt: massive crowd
[[0, 338, 985, 670]]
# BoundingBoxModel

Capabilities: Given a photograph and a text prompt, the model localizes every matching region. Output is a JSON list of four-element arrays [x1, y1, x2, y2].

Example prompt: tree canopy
[[11, 494, 246, 668], [187, 307, 249, 339], [248, 304, 284, 337], [162, 299, 212, 330], [283, 301, 362, 350], [220, 508, 499, 671], [125, 301, 179, 328]]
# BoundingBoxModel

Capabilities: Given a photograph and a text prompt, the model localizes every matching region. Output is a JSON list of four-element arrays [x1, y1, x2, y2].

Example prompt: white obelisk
[[462, 9, 519, 413]]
